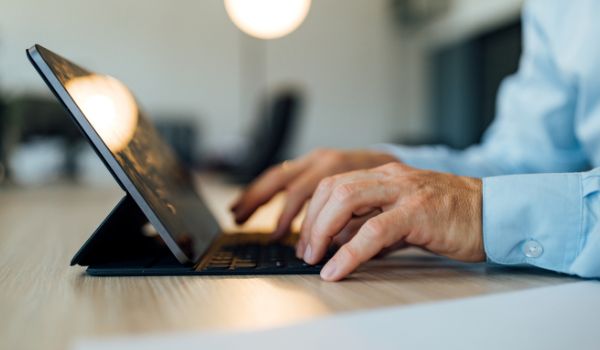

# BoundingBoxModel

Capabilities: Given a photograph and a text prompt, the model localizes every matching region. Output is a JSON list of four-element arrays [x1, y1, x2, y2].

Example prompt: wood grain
[[0, 176, 576, 350]]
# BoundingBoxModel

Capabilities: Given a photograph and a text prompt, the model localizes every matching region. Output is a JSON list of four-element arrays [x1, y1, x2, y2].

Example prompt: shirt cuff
[[482, 172, 583, 273]]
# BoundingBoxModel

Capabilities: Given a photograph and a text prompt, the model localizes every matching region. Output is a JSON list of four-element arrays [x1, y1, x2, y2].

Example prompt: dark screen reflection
[[37, 46, 220, 262]]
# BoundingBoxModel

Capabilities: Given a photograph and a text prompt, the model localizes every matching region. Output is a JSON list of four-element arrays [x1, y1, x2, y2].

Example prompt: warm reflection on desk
[[0, 184, 576, 350]]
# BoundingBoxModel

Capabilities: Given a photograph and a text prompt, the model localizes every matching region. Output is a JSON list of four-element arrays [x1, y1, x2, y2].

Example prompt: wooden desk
[[0, 177, 576, 350]]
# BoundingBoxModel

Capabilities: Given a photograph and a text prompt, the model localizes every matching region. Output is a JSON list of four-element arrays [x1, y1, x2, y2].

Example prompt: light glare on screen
[[65, 75, 138, 152]]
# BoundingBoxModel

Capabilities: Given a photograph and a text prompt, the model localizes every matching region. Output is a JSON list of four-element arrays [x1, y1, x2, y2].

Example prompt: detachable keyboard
[[86, 233, 332, 276]]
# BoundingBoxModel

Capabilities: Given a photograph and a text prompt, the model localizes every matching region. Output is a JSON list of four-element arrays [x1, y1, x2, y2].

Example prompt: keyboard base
[[85, 233, 328, 277], [86, 264, 322, 276]]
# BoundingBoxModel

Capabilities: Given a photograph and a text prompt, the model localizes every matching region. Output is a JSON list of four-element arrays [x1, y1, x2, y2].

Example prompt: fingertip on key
[[303, 245, 313, 263]]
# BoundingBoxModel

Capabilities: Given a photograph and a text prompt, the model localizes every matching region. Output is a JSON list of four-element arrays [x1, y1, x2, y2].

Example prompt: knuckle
[[379, 162, 415, 175], [403, 173, 428, 190], [331, 183, 355, 203], [318, 148, 343, 162], [406, 197, 425, 214], [381, 161, 407, 174], [411, 191, 432, 208], [402, 174, 419, 187], [317, 176, 335, 192], [328, 151, 344, 162]]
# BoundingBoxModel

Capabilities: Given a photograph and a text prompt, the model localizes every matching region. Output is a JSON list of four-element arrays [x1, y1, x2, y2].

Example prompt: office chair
[[230, 87, 303, 184]]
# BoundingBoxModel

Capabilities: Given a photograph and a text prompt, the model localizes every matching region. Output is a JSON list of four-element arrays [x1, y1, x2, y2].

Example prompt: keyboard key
[[199, 240, 333, 273]]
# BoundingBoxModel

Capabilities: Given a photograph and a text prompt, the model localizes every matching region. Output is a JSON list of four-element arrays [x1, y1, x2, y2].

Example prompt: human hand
[[230, 148, 398, 239], [298, 162, 484, 281]]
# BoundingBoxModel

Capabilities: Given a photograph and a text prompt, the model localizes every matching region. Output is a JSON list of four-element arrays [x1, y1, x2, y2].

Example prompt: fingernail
[[320, 260, 337, 280], [304, 245, 313, 262]]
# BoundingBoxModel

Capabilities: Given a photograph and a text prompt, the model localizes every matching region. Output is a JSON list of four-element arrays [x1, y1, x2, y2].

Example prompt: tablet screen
[[29, 45, 220, 263]]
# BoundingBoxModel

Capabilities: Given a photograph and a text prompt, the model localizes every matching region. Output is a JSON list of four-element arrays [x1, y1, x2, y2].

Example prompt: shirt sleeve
[[374, 0, 589, 178], [483, 168, 600, 278], [373, 1, 600, 278]]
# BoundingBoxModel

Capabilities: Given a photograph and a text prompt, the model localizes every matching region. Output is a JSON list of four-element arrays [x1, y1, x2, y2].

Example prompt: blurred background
[[0, 0, 523, 187]]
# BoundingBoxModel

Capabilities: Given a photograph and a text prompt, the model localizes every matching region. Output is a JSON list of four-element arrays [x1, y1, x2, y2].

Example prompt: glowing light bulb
[[224, 0, 311, 40]]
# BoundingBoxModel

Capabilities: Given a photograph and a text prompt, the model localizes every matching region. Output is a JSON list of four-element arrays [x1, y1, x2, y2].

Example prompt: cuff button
[[523, 240, 543, 258]]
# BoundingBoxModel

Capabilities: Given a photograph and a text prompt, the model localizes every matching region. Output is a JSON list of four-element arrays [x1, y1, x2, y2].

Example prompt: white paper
[[74, 281, 600, 350]]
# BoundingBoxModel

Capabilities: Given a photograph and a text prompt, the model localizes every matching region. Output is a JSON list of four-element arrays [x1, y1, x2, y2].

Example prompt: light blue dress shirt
[[377, 0, 600, 278]]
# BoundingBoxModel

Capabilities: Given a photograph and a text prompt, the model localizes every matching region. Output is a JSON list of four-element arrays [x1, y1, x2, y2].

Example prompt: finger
[[299, 170, 382, 258], [331, 209, 380, 247], [331, 217, 366, 247], [271, 166, 327, 240], [301, 169, 381, 234], [305, 179, 396, 265], [297, 175, 341, 257], [296, 182, 336, 256], [297, 205, 377, 257], [233, 157, 310, 224], [320, 209, 413, 281], [233, 160, 306, 220]]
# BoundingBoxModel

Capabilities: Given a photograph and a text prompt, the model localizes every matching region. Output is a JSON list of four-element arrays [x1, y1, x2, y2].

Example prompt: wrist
[[349, 150, 399, 170], [467, 177, 485, 262]]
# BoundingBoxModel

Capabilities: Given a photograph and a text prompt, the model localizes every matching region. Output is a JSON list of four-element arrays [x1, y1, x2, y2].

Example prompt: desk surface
[[0, 177, 576, 350]]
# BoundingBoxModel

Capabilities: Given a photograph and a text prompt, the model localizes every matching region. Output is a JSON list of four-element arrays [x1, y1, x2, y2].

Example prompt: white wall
[[0, 0, 417, 157], [0, 0, 524, 158], [0, 1, 243, 154], [265, 1, 408, 154]]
